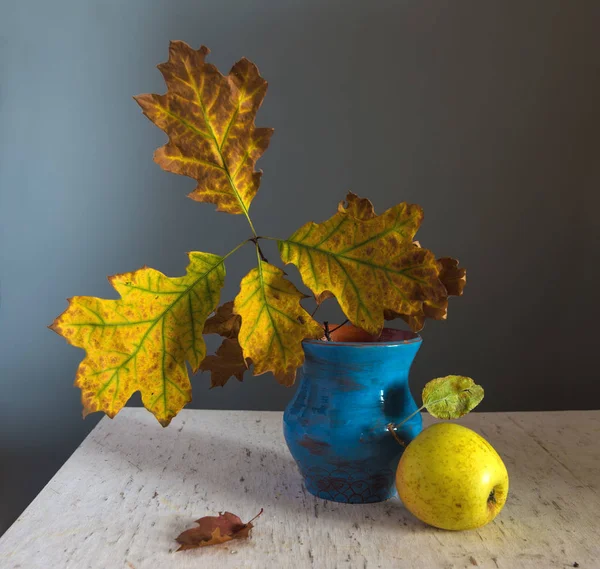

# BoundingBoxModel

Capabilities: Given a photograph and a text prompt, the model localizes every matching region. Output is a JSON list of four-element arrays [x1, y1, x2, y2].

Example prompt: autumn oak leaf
[[341, 193, 466, 331], [134, 41, 273, 216], [200, 338, 248, 388], [201, 301, 248, 387], [203, 301, 241, 339], [437, 257, 467, 297], [337, 191, 377, 220], [387, 255, 467, 331], [176, 509, 263, 551], [278, 194, 446, 334], [50, 252, 225, 426], [234, 262, 323, 385]]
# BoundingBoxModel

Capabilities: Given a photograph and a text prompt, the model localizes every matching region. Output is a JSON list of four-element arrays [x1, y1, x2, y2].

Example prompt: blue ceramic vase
[[283, 325, 423, 503]]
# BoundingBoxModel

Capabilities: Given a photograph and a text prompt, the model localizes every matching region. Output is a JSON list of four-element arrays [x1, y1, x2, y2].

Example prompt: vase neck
[[301, 341, 422, 386]]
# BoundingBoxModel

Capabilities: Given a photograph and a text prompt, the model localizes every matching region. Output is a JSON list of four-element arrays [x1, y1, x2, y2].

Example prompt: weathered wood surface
[[0, 409, 598, 569]]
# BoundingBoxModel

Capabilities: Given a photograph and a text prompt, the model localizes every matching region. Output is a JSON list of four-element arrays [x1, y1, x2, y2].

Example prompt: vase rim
[[303, 325, 422, 347]]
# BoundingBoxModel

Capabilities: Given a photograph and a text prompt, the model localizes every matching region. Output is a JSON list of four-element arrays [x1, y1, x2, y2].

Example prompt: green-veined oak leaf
[[278, 194, 447, 334], [234, 261, 323, 386], [50, 252, 225, 426], [332, 192, 466, 332]]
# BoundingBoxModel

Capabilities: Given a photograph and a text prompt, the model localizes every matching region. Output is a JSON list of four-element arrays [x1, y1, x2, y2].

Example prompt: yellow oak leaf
[[134, 41, 273, 216], [50, 252, 225, 426], [234, 262, 322, 385], [278, 197, 447, 334], [337, 191, 376, 220]]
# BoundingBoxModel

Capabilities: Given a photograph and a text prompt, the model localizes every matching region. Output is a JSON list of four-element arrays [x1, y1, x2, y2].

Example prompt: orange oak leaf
[[134, 41, 273, 216], [176, 509, 263, 551]]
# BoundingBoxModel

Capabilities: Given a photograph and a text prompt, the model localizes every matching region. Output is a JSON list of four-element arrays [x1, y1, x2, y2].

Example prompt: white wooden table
[[1, 410, 598, 569]]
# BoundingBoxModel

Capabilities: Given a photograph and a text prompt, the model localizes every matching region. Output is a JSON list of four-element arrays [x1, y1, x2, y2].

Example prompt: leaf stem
[[247, 508, 264, 525], [222, 239, 254, 261], [244, 213, 258, 238], [390, 405, 425, 431], [250, 237, 269, 263]]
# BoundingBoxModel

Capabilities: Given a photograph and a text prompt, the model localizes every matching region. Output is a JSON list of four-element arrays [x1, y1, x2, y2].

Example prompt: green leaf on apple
[[422, 376, 484, 419]]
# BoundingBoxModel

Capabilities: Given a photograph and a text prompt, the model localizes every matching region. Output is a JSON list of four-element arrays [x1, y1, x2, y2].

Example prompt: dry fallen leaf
[[175, 509, 263, 551]]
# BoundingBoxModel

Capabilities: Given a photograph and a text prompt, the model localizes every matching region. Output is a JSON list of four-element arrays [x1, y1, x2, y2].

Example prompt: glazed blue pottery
[[283, 325, 423, 503]]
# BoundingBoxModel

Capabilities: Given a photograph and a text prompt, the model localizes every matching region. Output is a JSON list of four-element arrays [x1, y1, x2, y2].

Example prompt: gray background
[[1, 0, 599, 536]]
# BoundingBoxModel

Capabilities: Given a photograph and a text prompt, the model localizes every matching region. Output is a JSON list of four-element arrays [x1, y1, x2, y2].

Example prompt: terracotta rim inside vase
[[303, 322, 421, 346]]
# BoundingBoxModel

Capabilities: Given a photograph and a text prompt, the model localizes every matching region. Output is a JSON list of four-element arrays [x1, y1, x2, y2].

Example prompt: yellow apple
[[396, 422, 509, 530]]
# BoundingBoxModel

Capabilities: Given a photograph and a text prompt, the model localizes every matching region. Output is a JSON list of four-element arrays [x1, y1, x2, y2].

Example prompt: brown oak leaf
[[200, 338, 248, 388], [437, 257, 467, 297], [384, 256, 466, 330], [201, 301, 247, 387], [203, 301, 241, 339], [175, 509, 263, 551]]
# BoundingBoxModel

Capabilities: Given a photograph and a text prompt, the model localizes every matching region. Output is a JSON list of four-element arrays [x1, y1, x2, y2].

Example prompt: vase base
[[301, 466, 397, 504], [305, 485, 396, 504]]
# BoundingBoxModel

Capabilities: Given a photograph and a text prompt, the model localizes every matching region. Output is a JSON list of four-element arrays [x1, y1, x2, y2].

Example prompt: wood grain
[[0, 410, 598, 569]]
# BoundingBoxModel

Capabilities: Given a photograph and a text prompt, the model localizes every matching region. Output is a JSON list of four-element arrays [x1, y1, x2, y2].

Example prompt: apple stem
[[386, 423, 406, 447]]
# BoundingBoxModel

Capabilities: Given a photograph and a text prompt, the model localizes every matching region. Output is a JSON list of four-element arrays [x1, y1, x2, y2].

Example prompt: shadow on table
[[91, 419, 430, 532]]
